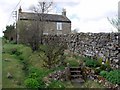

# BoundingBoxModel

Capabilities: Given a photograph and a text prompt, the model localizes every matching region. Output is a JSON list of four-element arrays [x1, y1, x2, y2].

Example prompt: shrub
[[15, 50, 22, 56], [100, 64, 112, 72], [67, 60, 79, 67], [24, 78, 40, 88], [98, 57, 103, 65], [11, 48, 22, 56], [28, 67, 50, 79], [28, 67, 43, 79], [94, 67, 101, 74], [105, 60, 112, 71], [47, 80, 65, 88], [3, 44, 32, 60], [11, 48, 17, 54], [28, 67, 51, 88], [83, 57, 90, 62], [100, 71, 108, 78], [52, 66, 65, 71], [39, 43, 66, 69], [3, 44, 21, 54], [18, 46, 32, 60], [85, 59, 100, 68], [106, 70, 120, 84], [2, 37, 8, 45]]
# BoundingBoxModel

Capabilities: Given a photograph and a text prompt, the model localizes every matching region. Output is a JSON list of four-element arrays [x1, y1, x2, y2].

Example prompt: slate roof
[[19, 12, 71, 23]]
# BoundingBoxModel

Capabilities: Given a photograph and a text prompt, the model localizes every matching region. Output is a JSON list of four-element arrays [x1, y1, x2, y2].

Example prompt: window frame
[[56, 22, 62, 30]]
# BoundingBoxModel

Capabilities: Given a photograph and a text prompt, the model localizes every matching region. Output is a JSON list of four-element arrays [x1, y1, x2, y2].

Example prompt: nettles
[[106, 70, 120, 85]]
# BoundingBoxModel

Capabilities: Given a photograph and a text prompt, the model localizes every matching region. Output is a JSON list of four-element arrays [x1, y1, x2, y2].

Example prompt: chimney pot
[[19, 6, 22, 13]]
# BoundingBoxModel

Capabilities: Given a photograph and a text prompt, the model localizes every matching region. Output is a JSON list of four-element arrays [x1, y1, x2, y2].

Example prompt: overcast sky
[[0, 0, 119, 37]]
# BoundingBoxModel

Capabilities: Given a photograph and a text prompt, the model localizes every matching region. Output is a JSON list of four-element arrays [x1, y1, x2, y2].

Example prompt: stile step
[[71, 75, 82, 77], [70, 67, 81, 71], [70, 71, 81, 73], [71, 78, 85, 83]]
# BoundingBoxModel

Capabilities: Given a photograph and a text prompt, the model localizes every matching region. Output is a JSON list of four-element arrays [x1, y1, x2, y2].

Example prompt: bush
[[18, 46, 32, 60], [67, 60, 79, 67], [3, 44, 32, 60], [10, 48, 22, 57], [98, 57, 103, 65], [3, 44, 21, 54], [85, 59, 100, 68], [100, 64, 112, 72], [105, 60, 112, 71], [100, 71, 108, 78], [28, 68, 40, 78], [24, 78, 40, 88], [106, 70, 120, 84], [28, 67, 51, 88], [28, 67, 50, 79], [94, 67, 101, 74], [39, 43, 66, 69], [2, 37, 9, 45], [47, 80, 65, 88], [100, 64, 107, 70], [52, 66, 65, 71], [15, 50, 22, 56]]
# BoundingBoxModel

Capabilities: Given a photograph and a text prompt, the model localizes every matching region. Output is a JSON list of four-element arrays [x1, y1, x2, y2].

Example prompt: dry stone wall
[[43, 33, 119, 69]]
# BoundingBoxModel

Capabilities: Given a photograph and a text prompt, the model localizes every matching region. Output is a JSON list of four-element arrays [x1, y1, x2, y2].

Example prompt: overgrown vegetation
[[85, 58, 100, 68], [24, 78, 40, 88], [26, 67, 52, 88], [39, 40, 67, 69], [106, 70, 120, 85], [2, 38, 119, 88], [2, 53, 25, 88], [3, 24, 15, 40], [47, 80, 65, 88], [81, 80, 105, 88], [100, 71, 108, 78], [100, 70, 120, 85]]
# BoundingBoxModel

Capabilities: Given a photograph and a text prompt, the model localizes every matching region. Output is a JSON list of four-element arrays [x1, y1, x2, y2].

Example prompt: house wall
[[62, 22, 71, 34], [44, 22, 56, 35], [44, 22, 71, 35], [17, 20, 31, 44], [17, 20, 71, 43]]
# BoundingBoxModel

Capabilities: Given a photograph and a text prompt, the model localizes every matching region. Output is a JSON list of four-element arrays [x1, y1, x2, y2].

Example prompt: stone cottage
[[16, 7, 71, 43]]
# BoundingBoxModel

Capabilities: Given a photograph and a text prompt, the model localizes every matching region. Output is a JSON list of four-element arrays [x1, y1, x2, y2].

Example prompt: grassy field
[[2, 42, 32, 88], [2, 53, 25, 88]]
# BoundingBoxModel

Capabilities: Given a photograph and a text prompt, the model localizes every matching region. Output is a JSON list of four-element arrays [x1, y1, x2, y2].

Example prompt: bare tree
[[18, 0, 54, 51], [29, 0, 54, 50]]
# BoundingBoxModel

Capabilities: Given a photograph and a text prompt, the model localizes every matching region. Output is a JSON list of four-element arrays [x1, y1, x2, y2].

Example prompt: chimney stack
[[19, 6, 22, 13], [62, 8, 66, 16]]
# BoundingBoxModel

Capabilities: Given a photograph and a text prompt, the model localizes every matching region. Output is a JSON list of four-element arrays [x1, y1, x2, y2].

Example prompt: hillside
[[2, 38, 120, 89]]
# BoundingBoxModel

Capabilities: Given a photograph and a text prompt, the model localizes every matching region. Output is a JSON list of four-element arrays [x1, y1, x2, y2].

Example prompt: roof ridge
[[19, 11, 71, 23], [21, 12, 62, 16]]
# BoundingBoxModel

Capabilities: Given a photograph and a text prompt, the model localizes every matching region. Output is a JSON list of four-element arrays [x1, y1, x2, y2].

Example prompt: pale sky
[[0, 0, 119, 37]]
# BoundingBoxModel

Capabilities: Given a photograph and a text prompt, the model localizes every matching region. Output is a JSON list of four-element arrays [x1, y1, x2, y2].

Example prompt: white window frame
[[57, 22, 62, 30], [43, 32, 48, 35]]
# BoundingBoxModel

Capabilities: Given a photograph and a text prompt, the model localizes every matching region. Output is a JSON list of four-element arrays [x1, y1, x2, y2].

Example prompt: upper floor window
[[57, 22, 62, 30]]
